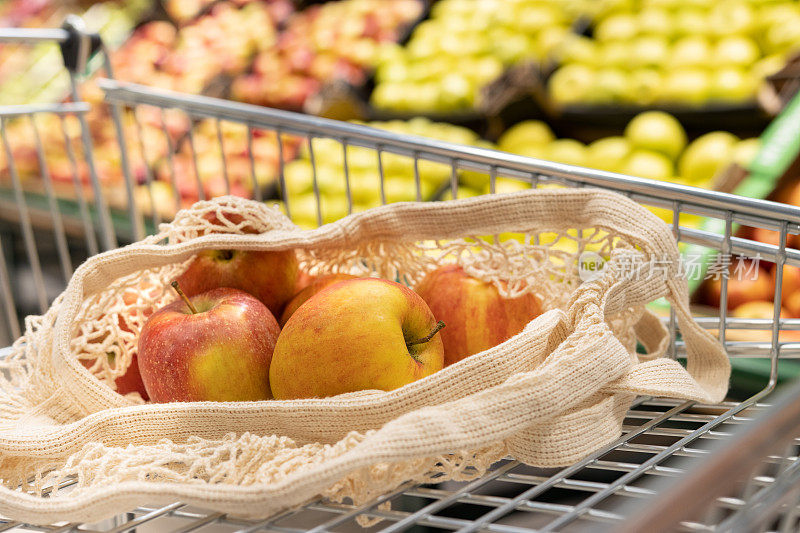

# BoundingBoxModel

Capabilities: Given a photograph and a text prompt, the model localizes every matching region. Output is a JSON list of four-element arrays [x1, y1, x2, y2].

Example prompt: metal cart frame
[[3, 20, 800, 532]]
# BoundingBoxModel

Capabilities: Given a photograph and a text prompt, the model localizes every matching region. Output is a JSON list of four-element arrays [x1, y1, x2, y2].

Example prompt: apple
[[548, 64, 596, 105], [714, 36, 760, 67], [704, 260, 774, 310], [586, 136, 632, 173], [660, 68, 710, 106], [624, 111, 687, 161], [497, 121, 555, 154], [138, 286, 280, 402], [280, 273, 359, 326], [679, 132, 739, 184], [621, 150, 674, 181], [709, 68, 758, 103], [175, 248, 298, 316], [415, 265, 542, 366], [547, 139, 587, 167], [270, 278, 444, 399]]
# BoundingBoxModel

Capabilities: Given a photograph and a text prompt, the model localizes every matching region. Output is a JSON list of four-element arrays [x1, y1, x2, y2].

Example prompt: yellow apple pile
[[548, 0, 798, 106], [371, 0, 580, 113], [281, 117, 489, 229], [133, 246, 543, 402]]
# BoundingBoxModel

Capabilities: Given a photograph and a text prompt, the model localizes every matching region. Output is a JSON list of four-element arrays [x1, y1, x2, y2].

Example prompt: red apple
[[774, 265, 800, 316], [293, 269, 316, 294], [415, 265, 543, 366], [705, 260, 775, 310], [138, 286, 279, 402], [280, 273, 358, 326], [175, 248, 297, 316], [270, 278, 444, 399]]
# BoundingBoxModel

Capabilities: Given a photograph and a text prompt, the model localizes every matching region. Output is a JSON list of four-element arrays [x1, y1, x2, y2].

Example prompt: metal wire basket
[[2, 20, 800, 532]]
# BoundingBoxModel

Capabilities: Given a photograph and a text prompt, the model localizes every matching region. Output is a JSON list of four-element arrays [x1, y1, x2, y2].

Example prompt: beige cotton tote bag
[[0, 188, 729, 524]]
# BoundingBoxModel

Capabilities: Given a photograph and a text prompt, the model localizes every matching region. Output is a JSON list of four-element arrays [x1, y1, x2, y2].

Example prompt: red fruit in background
[[415, 265, 543, 366], [774, 265, 800, 316], [294, 269, 316, 293], [138, 287, 279, 402], [280, 273, 359, 326], [705, 260, 775, 310], [175, 248, 298, 316]]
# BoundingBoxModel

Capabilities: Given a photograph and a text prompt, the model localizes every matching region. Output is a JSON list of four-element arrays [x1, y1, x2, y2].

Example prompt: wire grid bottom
[[0, 396, 787, 533]]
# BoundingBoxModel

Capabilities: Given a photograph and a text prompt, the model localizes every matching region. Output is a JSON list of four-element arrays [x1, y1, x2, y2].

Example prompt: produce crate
[[4, 20, 800, 531]]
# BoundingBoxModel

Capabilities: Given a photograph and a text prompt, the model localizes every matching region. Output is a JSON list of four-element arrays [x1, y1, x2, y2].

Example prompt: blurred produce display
[[547, 0, 800, 107], [0, 0, 799, 254], [370, 0, 580, 114], [110, 1, 289, 95], [283, 117, 486, 228], [231, 0, 423, 110]]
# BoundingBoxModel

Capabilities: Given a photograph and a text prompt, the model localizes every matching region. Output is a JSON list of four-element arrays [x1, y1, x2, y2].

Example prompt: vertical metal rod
[[58, 115, 97, 256], [158, 108, 181, 216], [68, 72, 116, 250], [0, 118, 47, 313], [670, 200, 682, 359], [275, 128, 288, 218], [306, 137, 322, 227], [108, 101, 144, 242], [246, 125, 261, 202], [531, 174, 540, 246], [186, 123, 206, 201], [376, 145, 386, 205], [718, 213, 733, 343], [215, 118, 230, 196], [489, 165, 497, 195], [342, 139, 352, 215], [131, 107, 160, 230], [450, 158, 458, 199], [769, 222, 789, 394], [29, 115, 71, 282], [412, 151, 422, 202], [0, 234, 20, 340]]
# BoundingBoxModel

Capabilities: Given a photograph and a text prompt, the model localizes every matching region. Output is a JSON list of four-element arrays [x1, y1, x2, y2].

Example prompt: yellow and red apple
[[280, 272, 359, 326], [175, 248, 297, 316], [415, 265, 542, 366], [138, 286, 279, 402], [269, 278, 444, 399]]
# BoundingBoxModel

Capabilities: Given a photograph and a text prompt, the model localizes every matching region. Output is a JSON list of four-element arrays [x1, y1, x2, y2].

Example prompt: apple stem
[[406, 321, 446, 347], [171, 280, 198, 314]]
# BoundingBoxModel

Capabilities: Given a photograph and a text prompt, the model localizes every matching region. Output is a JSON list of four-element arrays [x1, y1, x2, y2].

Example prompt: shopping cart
[[2, 20, 800, 532]]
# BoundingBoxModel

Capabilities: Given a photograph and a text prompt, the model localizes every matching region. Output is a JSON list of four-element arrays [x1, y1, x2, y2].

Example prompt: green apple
[[660, 68, 710, 106], [709, 67, 759, 102], [485, 177, 530, 195], [595, 68, 630, 102], [594, 13, 639, 42], [630, 35, 670, 68], [547, 139, 587, 167], [554, 35, 597, 65], [441, 186, 482, 201], [732, 138, 761, 169], [622, 150, 674, 181], [548, 64, 596, 105], [624, 111, 687, 161], [498, 120, 555, 153], [678, 131, 739, 183], [763, 15, 800, 55], [714, 36, 761, 66], [637, 7, 673, 36], [283, 160, 314, 196], [599, 41, 631, 69], [752, 53, 787, 80], [708, 2, 756, 37], [672, 9, 709, 38], [625, 69, 663, 105], [669, 36, 712, 68], [437, 73, 474, 110], [586, 136, 632, 173]]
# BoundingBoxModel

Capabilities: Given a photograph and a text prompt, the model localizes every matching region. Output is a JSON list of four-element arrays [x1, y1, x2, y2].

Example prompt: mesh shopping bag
[[0, 189, 729, 524]]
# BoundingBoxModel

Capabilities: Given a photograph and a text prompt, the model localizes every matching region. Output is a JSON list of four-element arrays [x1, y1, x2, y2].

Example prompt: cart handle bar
[[98, 78, 800, 228]]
